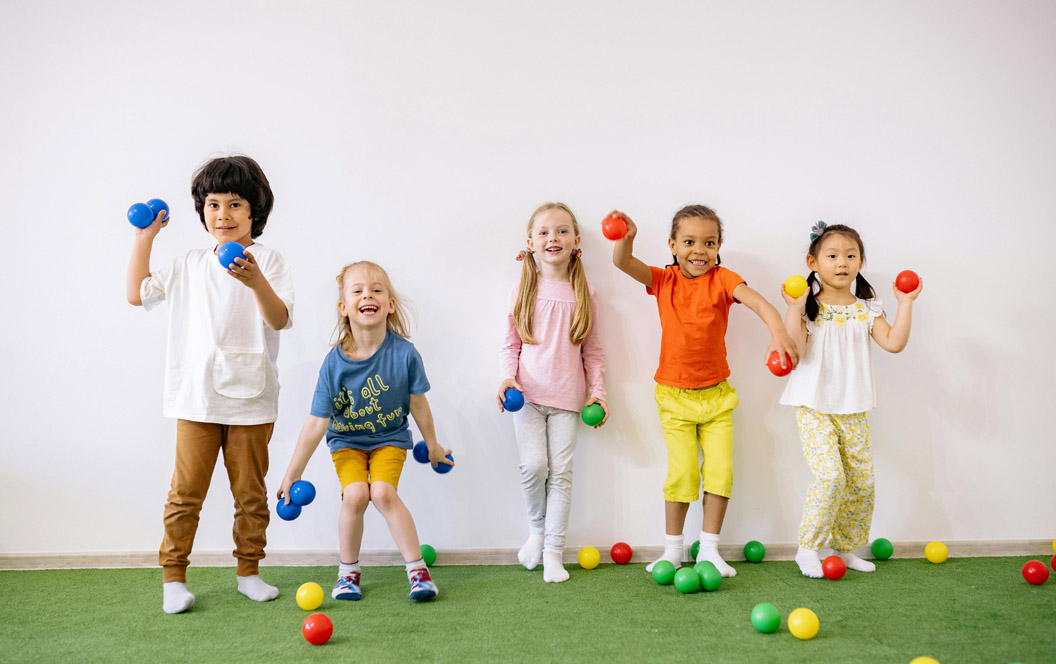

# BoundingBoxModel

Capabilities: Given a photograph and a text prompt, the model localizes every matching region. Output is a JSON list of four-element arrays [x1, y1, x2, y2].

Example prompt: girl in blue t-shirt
[[279, 261, 452, 601]]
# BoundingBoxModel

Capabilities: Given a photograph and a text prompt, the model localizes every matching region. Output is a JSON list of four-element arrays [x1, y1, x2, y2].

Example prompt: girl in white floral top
[[779, 223, 922, 578]]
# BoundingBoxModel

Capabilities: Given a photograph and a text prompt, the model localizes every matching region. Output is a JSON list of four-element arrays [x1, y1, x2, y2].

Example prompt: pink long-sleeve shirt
[[499, 277, 607, 412]]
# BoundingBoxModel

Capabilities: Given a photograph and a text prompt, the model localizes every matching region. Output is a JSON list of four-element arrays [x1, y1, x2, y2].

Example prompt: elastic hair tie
[[809, 220, 827, 243]]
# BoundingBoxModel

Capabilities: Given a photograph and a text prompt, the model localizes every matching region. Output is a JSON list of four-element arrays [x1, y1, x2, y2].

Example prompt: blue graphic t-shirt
[[310, 330, 430, 452]]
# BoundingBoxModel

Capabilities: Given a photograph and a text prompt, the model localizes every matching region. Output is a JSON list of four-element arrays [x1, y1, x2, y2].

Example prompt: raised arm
[[732, 282, 799, 369], [779, 286, 809, 357], [871, 278, 922, 353], [610, 212, 652, 287], [125, 211, 167, 305], [278, 415, 330, 503]]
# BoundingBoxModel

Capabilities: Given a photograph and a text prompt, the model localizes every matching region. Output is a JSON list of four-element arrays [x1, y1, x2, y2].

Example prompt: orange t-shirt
[[647, 265, 745, 388]]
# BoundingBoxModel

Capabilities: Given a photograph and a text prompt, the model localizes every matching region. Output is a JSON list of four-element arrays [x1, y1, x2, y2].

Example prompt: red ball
[[302, 613, 333, 645], [767, 351, 793, 377], [610, 542, 633, 565], [602, 214, 628, 241], [1051, 554, 1055, 573], [822, 555, 846, 580], [1022, 560, 1050, 585], [895, 270, 919, 293]]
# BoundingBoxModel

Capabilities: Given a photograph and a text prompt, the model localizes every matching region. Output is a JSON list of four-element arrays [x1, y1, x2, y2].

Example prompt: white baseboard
[[0, 539, 1050, 571]]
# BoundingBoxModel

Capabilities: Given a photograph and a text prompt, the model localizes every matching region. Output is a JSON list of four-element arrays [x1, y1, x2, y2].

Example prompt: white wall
[[1, 0, 1054, 557]]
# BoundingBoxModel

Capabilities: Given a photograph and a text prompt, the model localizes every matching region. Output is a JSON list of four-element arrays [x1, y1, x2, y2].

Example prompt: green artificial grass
[[0, 557, 1052, 663]]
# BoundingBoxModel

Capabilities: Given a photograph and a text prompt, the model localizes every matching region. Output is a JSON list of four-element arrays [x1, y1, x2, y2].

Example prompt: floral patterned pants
[[795, 407, 874, 551]]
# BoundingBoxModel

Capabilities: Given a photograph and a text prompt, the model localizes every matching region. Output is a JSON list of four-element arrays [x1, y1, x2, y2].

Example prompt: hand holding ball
[[276, 499, 302, 521], [433, 453, 454, 474], [218, 241, 246, 269], [412, 440, 430, 464], [581, 403, 604, 426], [767, 351, 793, 377], [896, 270, 920, 293], [784, 275, 808, 298], [127, 198, 168, 228], [289, 480, 316, 506], [503, 388, 524, 412], [601, 214, 628, 241]]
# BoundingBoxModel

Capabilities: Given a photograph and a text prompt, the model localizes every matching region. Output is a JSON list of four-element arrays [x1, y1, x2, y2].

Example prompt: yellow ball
[[1051, 538, 1055, 554], [577, 546, 600, 570], [787, 607, 819, 640], [924, 541, 948, 564], [784, 275, 808, 298], [296, 582, 324, 611], [910, 658, 940, 664]]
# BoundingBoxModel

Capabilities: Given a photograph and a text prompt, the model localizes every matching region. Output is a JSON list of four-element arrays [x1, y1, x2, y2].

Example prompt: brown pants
[[160, 419, 274, 582]]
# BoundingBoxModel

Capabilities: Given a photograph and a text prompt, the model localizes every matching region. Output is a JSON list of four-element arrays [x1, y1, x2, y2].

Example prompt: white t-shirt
[[140, 242, 294, 425], [779, 298, 883, 415]]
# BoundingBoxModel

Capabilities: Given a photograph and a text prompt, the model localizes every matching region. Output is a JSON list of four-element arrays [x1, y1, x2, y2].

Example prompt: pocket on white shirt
[[212, 347, 267, 399]]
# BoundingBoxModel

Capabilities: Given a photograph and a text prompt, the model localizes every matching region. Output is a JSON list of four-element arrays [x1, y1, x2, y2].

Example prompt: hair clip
[[515, 249, 533, 262], [809, 220, 827, 243], [574, 248, 582, 259]]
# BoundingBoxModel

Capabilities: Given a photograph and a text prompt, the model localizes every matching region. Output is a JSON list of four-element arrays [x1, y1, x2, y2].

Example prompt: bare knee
[[342, 483, 370, 512], [369, 481, 400, 511]]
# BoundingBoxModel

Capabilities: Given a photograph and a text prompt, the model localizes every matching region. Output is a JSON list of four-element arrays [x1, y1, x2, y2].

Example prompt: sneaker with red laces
[[408, 568, 438, 601], [332, 572, 362, 600]]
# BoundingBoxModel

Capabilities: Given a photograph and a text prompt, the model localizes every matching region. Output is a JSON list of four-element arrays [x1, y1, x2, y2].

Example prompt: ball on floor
[[296, 582, 323, 611], [421, 544, 437, 566], [673, 567, 700, 593], [578, 546, 600, 569], [651, 560, 677, 585], [750, 603, 781, 634], [822, 555, 846, 580], [302, 613, 333, 645], [925, 541, 948, 564], [787, 607, 819, 640], [871, 537, 894, 560], [1022, 560, 1049, 585], [610, 542, 632, 565], [743, 540, 766, 563]]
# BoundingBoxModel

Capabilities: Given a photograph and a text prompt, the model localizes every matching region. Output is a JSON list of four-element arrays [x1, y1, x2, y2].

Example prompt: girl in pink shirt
[[498, 202, 607, 583]]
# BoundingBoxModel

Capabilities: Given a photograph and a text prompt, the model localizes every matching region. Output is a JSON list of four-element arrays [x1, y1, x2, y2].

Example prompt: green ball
[[651, 560, 677, 585], [581, 403, 605, 426], [420, 544, 437, 566], [695, 561, 722, 591], [743, 540, 766, 563], [871, 537, 894, 560], [750, 603, 781, 634], [690, 540, 700, 560], [673, 567, 700, 593]]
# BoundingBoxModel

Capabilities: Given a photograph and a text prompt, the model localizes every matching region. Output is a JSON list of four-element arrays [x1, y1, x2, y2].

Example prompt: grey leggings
[[512, 402, 580, 550]]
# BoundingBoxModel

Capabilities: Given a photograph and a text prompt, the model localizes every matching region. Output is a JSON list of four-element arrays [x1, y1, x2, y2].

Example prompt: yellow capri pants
[[654, 381, 739, 501], [332, 445, 407, 490]]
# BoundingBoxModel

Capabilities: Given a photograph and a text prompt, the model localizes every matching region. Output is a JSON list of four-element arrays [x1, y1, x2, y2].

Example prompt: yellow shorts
[[331, 445, 407, 490], [654, 381, 739, 501]]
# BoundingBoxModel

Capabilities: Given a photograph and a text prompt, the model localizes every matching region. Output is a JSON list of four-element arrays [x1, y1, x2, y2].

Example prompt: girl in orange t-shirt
[[612, 204, 797, 577]]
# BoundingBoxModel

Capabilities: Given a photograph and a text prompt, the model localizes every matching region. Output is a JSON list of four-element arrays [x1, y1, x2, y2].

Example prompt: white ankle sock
[[696, 532, 736, 577], [405, 558, 427, 576], [518, 531, 544, 570], [237, 574, 279, 602], [542, 548, 569, 583], [163, 581, 195, 614], [838, 550, 876, 572], [796, 547, 824, 578], [646, 533, 684, 573], [339, 561, 360, 577]]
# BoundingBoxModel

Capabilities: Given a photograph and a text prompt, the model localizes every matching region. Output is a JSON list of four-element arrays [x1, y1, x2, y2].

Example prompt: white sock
[[518, 530, 544, 571], [838, 550, 876, 572], [163, 581, 195, 614], [696, 532, 736, 578], [542, 548, 569, 583], [237, 574, 279, 602], [405, 558, 426, 577], [339, 561, 360, 577], [646, 533, 684, 573], [796, 547, 824, 578]]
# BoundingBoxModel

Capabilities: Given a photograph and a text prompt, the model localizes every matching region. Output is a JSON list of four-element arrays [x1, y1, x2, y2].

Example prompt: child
[[612, 205, 797, 577], [779, 222, 921, 578], [279, 261, 451, 601], [125, 155, 294, 614], [498, 202, 607, 584]]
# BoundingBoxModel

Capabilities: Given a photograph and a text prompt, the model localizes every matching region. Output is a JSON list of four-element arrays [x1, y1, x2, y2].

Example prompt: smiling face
[[807, 232, 863, 292], [668, 216, 721, 278], [204, 193, 253, 247], [337, 266, 396, 331], [527, 207, 579, 270]]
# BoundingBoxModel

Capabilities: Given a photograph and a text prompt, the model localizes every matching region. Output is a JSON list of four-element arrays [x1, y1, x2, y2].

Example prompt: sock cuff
[[405, 558, 426, 572], [699, 532, 720, 544], [664, 533, 685, 545]]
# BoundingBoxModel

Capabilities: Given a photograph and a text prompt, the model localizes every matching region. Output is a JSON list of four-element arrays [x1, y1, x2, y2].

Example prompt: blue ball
[[217, 241, 246, 269], [146, 198, 169, 223], [433, 453, 454, 474], [503, 388, 524, 412], [290, 480, 316, 507], [127, 202, 154, 228], [412, 440, 430, 464], [275, 499, 301, 521]]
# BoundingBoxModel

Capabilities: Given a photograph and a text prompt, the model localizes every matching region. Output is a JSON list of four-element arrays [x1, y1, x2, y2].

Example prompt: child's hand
[[780, 284, 808, 309], [428, 442, 453, 470], [277, 475, 300, 505], [608, 211, 636, 241], [228, 250, 269, 290], [767, 330, 800, 371], [893, 277, 923, 303], [132, 210, 168, 240], [585, 397, 609, 428], [496, 378, 524, 412]]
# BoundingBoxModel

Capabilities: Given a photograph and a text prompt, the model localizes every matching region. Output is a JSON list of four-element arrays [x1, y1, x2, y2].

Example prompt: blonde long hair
[[514, 202, 592, 345], [333, 261, 413, 355]]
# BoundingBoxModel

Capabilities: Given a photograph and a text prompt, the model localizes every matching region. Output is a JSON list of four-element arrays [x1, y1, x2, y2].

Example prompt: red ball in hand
[[767, 351, 793, 377], [602, 214, 628, 241], [610, 542, 633, 565], [1022, 560, 1050, 585], [895, 270, 919, 293], [822, 555, 846, 580]]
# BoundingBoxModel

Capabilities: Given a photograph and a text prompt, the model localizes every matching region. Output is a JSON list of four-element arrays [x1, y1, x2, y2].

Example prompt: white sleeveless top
[[779, 298, 883, 415]]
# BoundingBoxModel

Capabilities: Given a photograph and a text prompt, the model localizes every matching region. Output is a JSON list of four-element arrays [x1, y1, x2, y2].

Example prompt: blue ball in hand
[[127, 203, 155, 228], [275, 499, 302, 521], [217, 241, 246, 269], [503, 388, 524, 412], [290, 480, 316, 507], [146, 198, 169, 223], [433, 453, 454, 474], [412, 440, 430, 464]]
